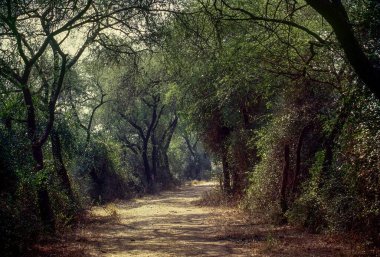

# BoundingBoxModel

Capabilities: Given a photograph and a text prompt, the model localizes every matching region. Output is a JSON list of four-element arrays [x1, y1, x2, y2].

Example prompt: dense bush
[[244, 88, 380, 243], [72, 140, 142, 204]]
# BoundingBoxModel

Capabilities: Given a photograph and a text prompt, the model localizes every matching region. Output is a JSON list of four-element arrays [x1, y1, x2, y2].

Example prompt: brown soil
[[27, 182, 377, 257]]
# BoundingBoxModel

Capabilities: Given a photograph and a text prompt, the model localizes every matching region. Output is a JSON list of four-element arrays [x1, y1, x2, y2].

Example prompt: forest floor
[[28, 182, 374, 257]]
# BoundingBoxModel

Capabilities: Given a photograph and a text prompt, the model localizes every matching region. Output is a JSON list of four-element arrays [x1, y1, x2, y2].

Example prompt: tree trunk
[[30, 131, 56, 232], [231, 169, 246, 199], [142, 136, 154, 191], [31, 142, 44, 170], [142, 150, 152, 185], [291, 125, 310, 195], [194, 157, 201, 180], [280, 144, 290, 215], [89, 169, 102, 202], [231, 137, 249, 199], [21, 84, 56, 230], [37, 184, 55, 232], [32, 144, 55, 231], [306, 0, 380, 99], [158, 115, 178, 185], [231, 168, 239, 197], [320, 95, 353, 186], [51, 128, 75, 203], [221, 150, 231, 196], [163, 151, 173, 179], [158, 150, 174, 186], [163, 151, 170, 173], [151, 133, 158, 180]]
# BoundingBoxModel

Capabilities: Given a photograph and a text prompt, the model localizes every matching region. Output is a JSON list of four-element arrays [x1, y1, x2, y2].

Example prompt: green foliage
[[1, 0, 380, 254], [286, 150, 327, 232], [243, 114, 291, 221], [285, 93, 379, 246], [72, 139, 141, 204]]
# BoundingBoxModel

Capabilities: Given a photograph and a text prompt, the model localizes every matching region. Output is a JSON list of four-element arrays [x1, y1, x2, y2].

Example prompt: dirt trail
[[31, 182, 366, 257], [36, 182, 249, 257], [85, 182, 249, 257]]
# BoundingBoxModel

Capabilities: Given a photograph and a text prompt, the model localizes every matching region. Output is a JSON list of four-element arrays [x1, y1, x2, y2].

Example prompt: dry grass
[[101, 203, 121, 222], [209, 207, 379, 257], [193, 182, 234, 207]]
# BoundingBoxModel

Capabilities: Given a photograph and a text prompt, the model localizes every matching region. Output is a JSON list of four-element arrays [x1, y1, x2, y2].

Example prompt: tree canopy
[[0, 0, 379, 255]]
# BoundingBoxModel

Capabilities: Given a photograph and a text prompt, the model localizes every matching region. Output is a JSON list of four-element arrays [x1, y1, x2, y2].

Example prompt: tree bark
[[23, 84, 55, 230], [159, 115, 178, 183], [291, 125, 310, 195], [37, 185, 55, 232], [124, 96, 160, 191], [320, 105, 351, 186], [51, 128, 75, 203], [280, 144, 290, 215], [221, 150, 231, 196], [162, 150, 174, 181], [142, 142, 153, 186], [151, 133, 158, 180], [306, 0, 380, 99]]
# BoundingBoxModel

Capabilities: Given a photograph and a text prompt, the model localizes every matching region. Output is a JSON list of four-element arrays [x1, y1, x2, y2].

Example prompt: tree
[[212, 0, 380, 99], [0, 0, 173, 230], [0, 0, 98, 229], [305, 0, 380, 99]]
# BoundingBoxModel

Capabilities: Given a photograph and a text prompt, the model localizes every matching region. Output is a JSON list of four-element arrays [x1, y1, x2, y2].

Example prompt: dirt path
[[33, 182, 249, 257], [31, 182, 369, 257], [85, 182, 249, 257]]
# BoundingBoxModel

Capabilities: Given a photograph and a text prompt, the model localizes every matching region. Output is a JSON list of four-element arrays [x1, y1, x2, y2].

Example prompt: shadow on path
[[28, 182, 358, 257], [29, 182, 247, 257]]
